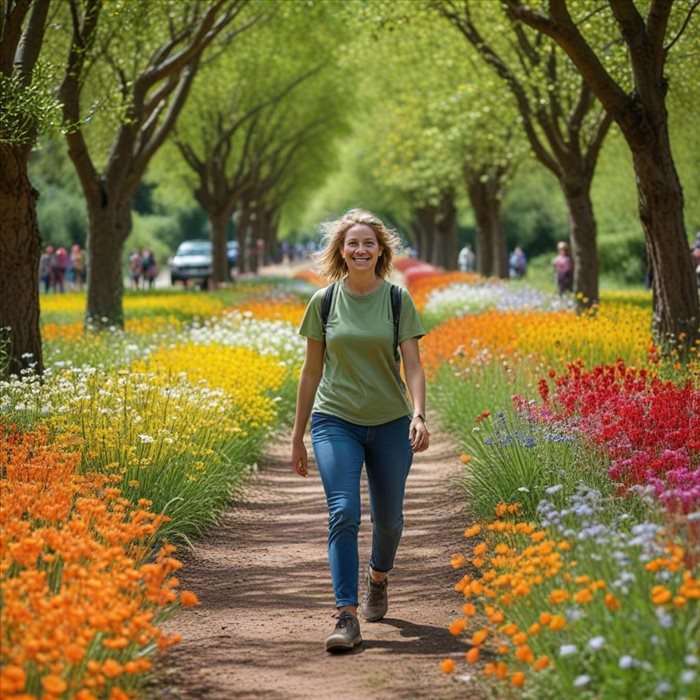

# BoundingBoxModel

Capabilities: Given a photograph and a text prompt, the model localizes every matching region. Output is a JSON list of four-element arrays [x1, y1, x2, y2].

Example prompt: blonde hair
[[314, 208, 402, 281]]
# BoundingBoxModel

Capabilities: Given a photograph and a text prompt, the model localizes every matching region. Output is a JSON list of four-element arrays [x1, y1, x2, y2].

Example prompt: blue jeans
[[311, 412, 413, 608]]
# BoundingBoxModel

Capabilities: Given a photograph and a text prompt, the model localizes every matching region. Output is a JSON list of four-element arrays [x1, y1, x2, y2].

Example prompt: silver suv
[[169, 240, 212, 288]]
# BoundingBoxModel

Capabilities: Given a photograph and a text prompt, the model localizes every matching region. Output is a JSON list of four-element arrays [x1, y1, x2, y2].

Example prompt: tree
[[166, 2, 349, 279], [436, 0, 614, 305], [56, 0, 252, 327], [505, 0, 699, 350], [0, 0, 54, 375]]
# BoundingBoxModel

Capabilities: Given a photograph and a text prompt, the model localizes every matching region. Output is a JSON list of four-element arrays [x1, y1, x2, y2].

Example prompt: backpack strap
[[321, 282, 336, 345], [390, 283, 402, 363]]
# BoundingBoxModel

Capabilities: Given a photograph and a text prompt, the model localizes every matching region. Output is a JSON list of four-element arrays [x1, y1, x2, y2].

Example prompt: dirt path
[[155, 432, 476, 700]]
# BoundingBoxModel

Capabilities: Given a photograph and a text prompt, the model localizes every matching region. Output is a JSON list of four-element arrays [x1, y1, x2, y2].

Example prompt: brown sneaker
[[360, 572, 388, 622], [325, 612, 362, 652]]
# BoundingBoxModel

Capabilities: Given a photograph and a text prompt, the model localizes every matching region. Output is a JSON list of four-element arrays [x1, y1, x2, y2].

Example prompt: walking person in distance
[[291, 208, 430, 652]]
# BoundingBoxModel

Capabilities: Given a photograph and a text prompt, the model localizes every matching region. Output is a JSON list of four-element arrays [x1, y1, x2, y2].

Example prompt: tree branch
[[664, 0, 700, 53], [13, 0, 50, 86]]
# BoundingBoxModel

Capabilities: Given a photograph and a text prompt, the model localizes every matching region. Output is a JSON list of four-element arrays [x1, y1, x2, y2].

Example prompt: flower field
[[412, 267, 700, 698], [1, 268, 698, 699], [1, 281, 311, 699]]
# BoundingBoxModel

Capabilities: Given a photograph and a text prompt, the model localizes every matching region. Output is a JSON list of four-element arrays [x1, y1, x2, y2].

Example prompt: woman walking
[[290, 209, 430, 652]]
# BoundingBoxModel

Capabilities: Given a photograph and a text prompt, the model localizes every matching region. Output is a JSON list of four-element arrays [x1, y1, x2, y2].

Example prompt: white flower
[[573, 675, 591, 688], [619, 655, 635, 669], [545, 484, 563, 495], [559, 644, 578, 657], [588, 636, 605, 651], [680, 670, 697, 684], [138, 434, 155, 443], [655, 680, 672, 694], [685, 654, 698, 666]]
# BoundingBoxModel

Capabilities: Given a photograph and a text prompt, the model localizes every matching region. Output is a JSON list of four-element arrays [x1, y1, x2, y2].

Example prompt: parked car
[[169, 240, 212, 288]]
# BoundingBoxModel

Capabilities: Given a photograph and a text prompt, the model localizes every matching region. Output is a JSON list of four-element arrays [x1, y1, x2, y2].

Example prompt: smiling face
[[340, 224, 383, 274]]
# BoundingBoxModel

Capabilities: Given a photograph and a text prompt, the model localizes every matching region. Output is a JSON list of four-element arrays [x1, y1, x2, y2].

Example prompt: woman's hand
[[409, 416, 430, 453], [291, 439, 308, 477]]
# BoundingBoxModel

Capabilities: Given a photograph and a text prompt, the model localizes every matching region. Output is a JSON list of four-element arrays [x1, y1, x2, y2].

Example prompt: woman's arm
[[291, 338, 325, 476], [400, 337, 430, 453]]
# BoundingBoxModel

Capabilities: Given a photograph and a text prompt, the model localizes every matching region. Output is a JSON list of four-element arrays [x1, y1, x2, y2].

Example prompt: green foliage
[[0, 64, 62, 144], [502, 166, 569, 257], [598, 232, 647, 288]]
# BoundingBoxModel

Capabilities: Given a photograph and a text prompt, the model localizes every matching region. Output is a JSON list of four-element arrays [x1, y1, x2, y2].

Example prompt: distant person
[[70, 244, 85, 291], [692, 231, 700, 286], [52, 247, 70, 293], [39, 245, 55, 293], [552, 241, 573, 295], [458, 243, 475, 272], [129, 250, 143, 291], [142, 248, 157, 289], [509, 246, 527, 279]]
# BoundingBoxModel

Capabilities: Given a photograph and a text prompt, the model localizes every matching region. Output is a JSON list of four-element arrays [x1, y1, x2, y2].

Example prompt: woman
[[291, 209, 430, 652], [552, 241, 573, 295]]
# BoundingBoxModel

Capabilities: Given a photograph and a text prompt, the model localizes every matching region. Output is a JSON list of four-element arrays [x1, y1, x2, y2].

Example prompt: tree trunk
[[561, 172, 599, 307], [467, 176, 495, 276], [0, 144, 43, 375], [236, 202, 252, 275], [210, 209, 232, 284], [85, 201, 131, 329], [630, 139, 698, 345], [436, 193, 458, 271], [412, 204, 437, 264]]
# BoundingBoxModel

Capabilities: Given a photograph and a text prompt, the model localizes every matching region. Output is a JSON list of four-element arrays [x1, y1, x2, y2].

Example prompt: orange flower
[[42, 675, 68, 694], [533, 656, 550, 671], [466, 647, 480, 664], [102, 659, 123, 678], [180, 590, 200, 607], [651, 585, 672, 606], [513, 632, 528, 646], [548, 615, 566, 632], [448, 619, 466, 636], [473, 542, 488, 557], [548, 589, 569, 605], [464, 524, 482, 538], [515, 645, 535, 664], [573, 588, 593, 604], [471, 628, 490, 645], [511, 671, 526, 687], [440, 658, 455, 674], [463, 603, 476, 616], [459, 453, 471, 463], [605, 593, 621, 611]]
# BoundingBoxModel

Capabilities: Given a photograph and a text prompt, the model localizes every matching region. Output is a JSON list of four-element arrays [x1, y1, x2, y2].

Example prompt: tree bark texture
[[84, 201, 131, 329], [631, 132, 698, 344], [467, 174, 503, 277], [561, 172, 599, 306], [0, 143, 43, 375]]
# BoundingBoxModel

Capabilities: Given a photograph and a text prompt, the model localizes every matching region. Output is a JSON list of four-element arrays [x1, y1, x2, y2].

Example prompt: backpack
[[321, 282, 402, 364]]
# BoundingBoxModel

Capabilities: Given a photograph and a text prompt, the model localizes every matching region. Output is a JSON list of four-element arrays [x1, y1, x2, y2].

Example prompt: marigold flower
[[102, 659, 123, 678], [473, 542, 488, 556], [450, 554, 467, 569], [463, 603, 476, 616], [180, 590, 200, 606], [471, 628, 490, 645], [448, 619, 466, 636], [464, 524, 481, 538], [548, 615, 566, 632], [42, 675, 68, 694], [573, 588, 593, 604], [440, 658, 455, 674], [605, 593, 621, 611], [511, 671, 526, 687], [548, 589, 569, 605], [513, 632, 528, 646], [533, 656, 550, 671], [651, 586, 672, 606], [466, 647, 480, 664], [459, 453, 471, 463]]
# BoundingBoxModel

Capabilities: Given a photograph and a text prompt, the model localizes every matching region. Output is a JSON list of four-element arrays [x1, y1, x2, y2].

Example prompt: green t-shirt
[[298, 279, 426, 426]]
